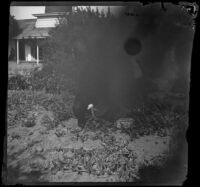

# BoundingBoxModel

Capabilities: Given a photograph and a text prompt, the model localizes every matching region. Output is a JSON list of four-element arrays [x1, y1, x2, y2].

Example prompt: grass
[[8, 61, 43, 77]]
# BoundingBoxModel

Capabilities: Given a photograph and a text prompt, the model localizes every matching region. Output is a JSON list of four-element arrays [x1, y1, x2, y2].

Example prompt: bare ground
[[6, 104, 187, 184]]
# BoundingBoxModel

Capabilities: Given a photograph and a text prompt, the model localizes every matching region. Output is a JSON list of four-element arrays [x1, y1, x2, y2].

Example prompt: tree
[[41, 7, 110, 91], [9, 15, 21, 39], [41, 4, 194, 97]]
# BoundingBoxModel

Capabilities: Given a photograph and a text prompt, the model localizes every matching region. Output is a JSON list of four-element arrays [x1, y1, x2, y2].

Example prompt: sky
[[10, 6, 122, 20], [10, 6, 45, 20]]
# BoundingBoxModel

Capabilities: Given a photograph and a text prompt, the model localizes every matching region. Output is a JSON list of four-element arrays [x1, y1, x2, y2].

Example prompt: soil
[[6, 109, 187, 184]]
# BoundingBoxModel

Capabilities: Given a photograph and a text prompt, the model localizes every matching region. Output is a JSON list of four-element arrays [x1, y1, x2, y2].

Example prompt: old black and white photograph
[[5, 1, 197, 185]]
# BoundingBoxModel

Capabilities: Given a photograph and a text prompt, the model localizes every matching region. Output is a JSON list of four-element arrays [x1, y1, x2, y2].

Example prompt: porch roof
[[13, 19, 51, 39]]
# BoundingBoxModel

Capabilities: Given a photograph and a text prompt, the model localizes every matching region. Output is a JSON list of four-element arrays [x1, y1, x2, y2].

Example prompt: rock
[[62, 118, 79, 130], [115, 118, 134, 129], [29, 155, 46, 171], [24, 120, 36, 128]]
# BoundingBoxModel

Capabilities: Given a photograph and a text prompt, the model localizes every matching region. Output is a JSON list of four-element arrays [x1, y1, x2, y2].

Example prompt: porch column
[[36, 43, 39, 65], [16, 39, 19, 64]]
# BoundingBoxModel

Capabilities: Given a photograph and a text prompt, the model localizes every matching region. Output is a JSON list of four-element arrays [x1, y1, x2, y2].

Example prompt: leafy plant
[[8, 75, 31, 90], [7, 90, 74, 127]]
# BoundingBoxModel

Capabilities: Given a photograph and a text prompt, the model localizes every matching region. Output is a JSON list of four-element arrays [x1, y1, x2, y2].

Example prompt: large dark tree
[[41, 4, 194, 127]]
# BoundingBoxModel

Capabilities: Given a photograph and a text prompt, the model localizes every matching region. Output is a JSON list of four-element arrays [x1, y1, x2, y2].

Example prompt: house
[[9, 6, 72, 64]]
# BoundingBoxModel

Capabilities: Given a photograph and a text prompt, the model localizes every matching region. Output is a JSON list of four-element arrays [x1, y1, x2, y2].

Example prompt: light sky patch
[[10, 6, 45, 20], [10, 6, 123, 20]]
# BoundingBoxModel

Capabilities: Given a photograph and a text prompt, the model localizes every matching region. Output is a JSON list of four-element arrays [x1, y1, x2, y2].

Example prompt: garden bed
[[6, 90, 188, 184]]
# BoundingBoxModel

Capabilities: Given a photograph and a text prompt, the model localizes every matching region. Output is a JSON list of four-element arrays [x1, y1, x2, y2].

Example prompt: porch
[[15, 38, 45, 65]]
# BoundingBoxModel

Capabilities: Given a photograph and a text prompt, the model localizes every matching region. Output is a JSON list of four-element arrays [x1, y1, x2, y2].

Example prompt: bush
[[7, 90, 74, 127], [8, 64, 76, 94], [8, 75, 31, 90], [39, 7, 116, 94], [125, 91, 189, 137], [41, 5, 193, 99], [28, 64, 77, 94]]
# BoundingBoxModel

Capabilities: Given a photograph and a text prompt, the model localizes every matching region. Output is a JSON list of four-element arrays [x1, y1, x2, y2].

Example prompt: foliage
[[41, 7, 119, 90], [110, 91, 189, 139], [39, 4, 194, 104], [7, 90, 186, 183], [19, 7, 117, 96], [7, 90, 74, 127], [8, 64, 76, 94], [7, 107, 178, 183], [28, 64, 76, 94], [9, 15, 21, 39], [8, 75, 31, 90]]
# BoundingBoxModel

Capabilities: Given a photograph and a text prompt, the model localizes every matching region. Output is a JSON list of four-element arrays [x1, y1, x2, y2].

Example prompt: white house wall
[[35, 17, 59, 28]]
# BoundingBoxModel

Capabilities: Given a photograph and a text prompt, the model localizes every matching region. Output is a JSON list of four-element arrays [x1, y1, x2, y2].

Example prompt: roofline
[[33, 12, 69, 18], [16, 19, 36, 21], [13, 36, 49, 40]]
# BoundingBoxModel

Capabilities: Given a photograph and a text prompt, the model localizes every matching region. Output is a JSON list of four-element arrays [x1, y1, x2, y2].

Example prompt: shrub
[[8, 62, 76, 94], [39, 7, 116, 95], [8, 75, 31, 90], [41, 5, 193, 98], [125, 91, 188, 137], [28, 64, 76, 94], [7, 90, 74, 127]]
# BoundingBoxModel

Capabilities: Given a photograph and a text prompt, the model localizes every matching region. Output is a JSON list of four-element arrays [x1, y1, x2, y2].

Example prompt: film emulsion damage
[[6, 2, 196, 184]]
